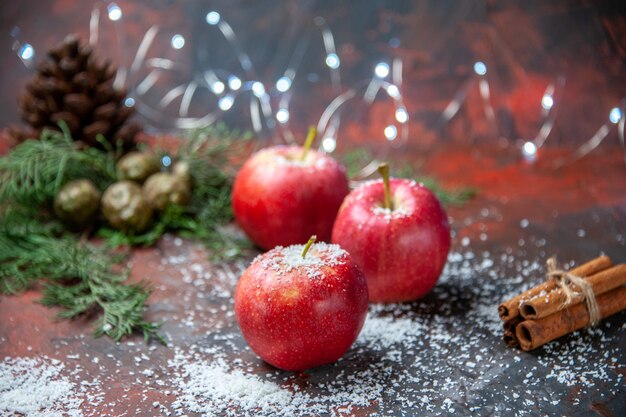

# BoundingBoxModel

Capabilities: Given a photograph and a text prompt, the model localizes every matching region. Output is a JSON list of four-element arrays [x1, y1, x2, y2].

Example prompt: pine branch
[[0, 215, 165, 344], [98, 205, 194, 247], [343, 148, 376, 179], [0, 124, 117, 206], [179, 127, 252, 259], [0, 125, 252, 344]]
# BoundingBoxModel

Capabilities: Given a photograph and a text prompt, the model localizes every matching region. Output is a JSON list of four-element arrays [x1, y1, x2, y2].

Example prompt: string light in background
[[271, 16, 346, 146], [18, 43, 34, 61], [17, 4, 620, 167], [325, 53, 340, 69], [322, 136, 337, 152], [443, 61, 577, 165], [161, 155, 172, 167], [251, 82, 265, 97], [609, 107, 622, 124], [473, 61, 487, 76], [541, 94, 554, 110], [228, 76, 242, 91], [384, 125, 398, 141], [206, 11, 221, 26], [552, 103, 625, 168], [211, 81, 225, 95], [395, 108, 409, 124], [170, 34, 185, 50], [218, 95, 234, 111], [276, 108, 290, 124], [107, 3, 122, 21], [275, 76, 292, 93], [10, 27, 36, 68], [374, 62, 390, 78], [522, 141, 537, 161], [386, 84, 400, 98]]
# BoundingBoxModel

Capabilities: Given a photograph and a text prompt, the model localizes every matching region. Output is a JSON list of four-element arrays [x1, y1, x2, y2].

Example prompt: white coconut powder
[[257, 242, 349, 280], [2, 244, 623, 416], [0, 356, 101, 417], [163, 249, 624, 417]]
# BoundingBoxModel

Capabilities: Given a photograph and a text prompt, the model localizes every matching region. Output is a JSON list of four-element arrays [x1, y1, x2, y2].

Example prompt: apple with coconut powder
[[234, 236, 368, 371], [331, 164, 451, 303], [232, 128, 350, 250]]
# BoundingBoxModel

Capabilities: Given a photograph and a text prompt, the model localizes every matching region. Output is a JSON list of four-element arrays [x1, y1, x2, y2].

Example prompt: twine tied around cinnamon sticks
[[545, 257, 601, 327], [498, 255, 626, 351]]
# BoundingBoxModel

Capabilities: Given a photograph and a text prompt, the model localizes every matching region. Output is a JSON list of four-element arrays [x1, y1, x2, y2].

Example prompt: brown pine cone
[[11, 35, 140, 151]]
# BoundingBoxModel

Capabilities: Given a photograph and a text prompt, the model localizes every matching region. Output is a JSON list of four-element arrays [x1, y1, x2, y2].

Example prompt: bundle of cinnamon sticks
[[498, 255, 626, 351]]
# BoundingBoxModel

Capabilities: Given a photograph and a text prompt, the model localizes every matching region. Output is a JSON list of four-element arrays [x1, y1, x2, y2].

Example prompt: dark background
[[1, 0, 625, 153]]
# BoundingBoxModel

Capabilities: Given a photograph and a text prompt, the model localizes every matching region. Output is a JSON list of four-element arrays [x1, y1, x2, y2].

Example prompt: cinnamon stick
[[503, 316, 522, 333], [498, 255, 612, 321], [502, 317, 522, 347], [515, 285, 626, 351], [520, 264, 626, 320], [503, 330, 518, 347]]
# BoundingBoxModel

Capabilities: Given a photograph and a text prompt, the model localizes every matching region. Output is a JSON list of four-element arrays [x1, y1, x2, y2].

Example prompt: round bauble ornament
[[116, 151, 160, 183], [172, 160, 191, 184], [54, 179, 101, 227], [101, 181, 152, 232], [142, 172, 191, 211]]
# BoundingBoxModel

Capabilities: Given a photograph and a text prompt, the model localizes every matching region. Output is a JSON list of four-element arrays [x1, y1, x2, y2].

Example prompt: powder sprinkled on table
[[0, 356, 102, 417], [161, 249, 624, 416]]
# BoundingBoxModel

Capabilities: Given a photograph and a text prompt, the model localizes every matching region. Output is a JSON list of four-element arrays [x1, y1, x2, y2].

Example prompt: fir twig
[[416, 177, 477, 207], [0, 124, 117, 206], [179, 126, 252, 259], [0, 124, 254, 344], [0, 219, 165, 343]]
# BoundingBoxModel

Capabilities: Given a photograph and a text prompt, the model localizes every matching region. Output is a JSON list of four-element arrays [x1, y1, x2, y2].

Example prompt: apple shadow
[[404, 281, 485, 318]]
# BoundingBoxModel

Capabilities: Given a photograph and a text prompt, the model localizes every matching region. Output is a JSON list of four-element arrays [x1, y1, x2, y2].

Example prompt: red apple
[[232, 130, 349, 250], [331, 164, 451, 303], [235, 237, 368, 371]]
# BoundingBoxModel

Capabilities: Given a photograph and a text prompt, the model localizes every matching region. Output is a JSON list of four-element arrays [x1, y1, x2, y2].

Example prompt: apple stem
[[301, 235, 317, 259], [377, 163, 393, 210], [300, 126, 317, 161]]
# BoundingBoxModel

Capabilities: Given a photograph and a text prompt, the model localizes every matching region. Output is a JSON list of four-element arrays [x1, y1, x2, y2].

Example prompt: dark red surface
[[1, 141, 625, 416]]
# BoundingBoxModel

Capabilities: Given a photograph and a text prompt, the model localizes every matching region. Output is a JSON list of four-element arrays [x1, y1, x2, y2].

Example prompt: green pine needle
[[0, 123, 117, 206], [416, 177, 477, 207], [0, 125, 162, 344], [0, 214, 164, 343], [0, 124, 252, 344]]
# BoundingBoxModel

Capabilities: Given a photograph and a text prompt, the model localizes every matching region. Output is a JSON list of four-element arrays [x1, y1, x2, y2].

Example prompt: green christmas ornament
[[116, 151, 160, 184], [102, 181, 153, 232], [142, 172, 191, 211], [54, 179, 101, 227]]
